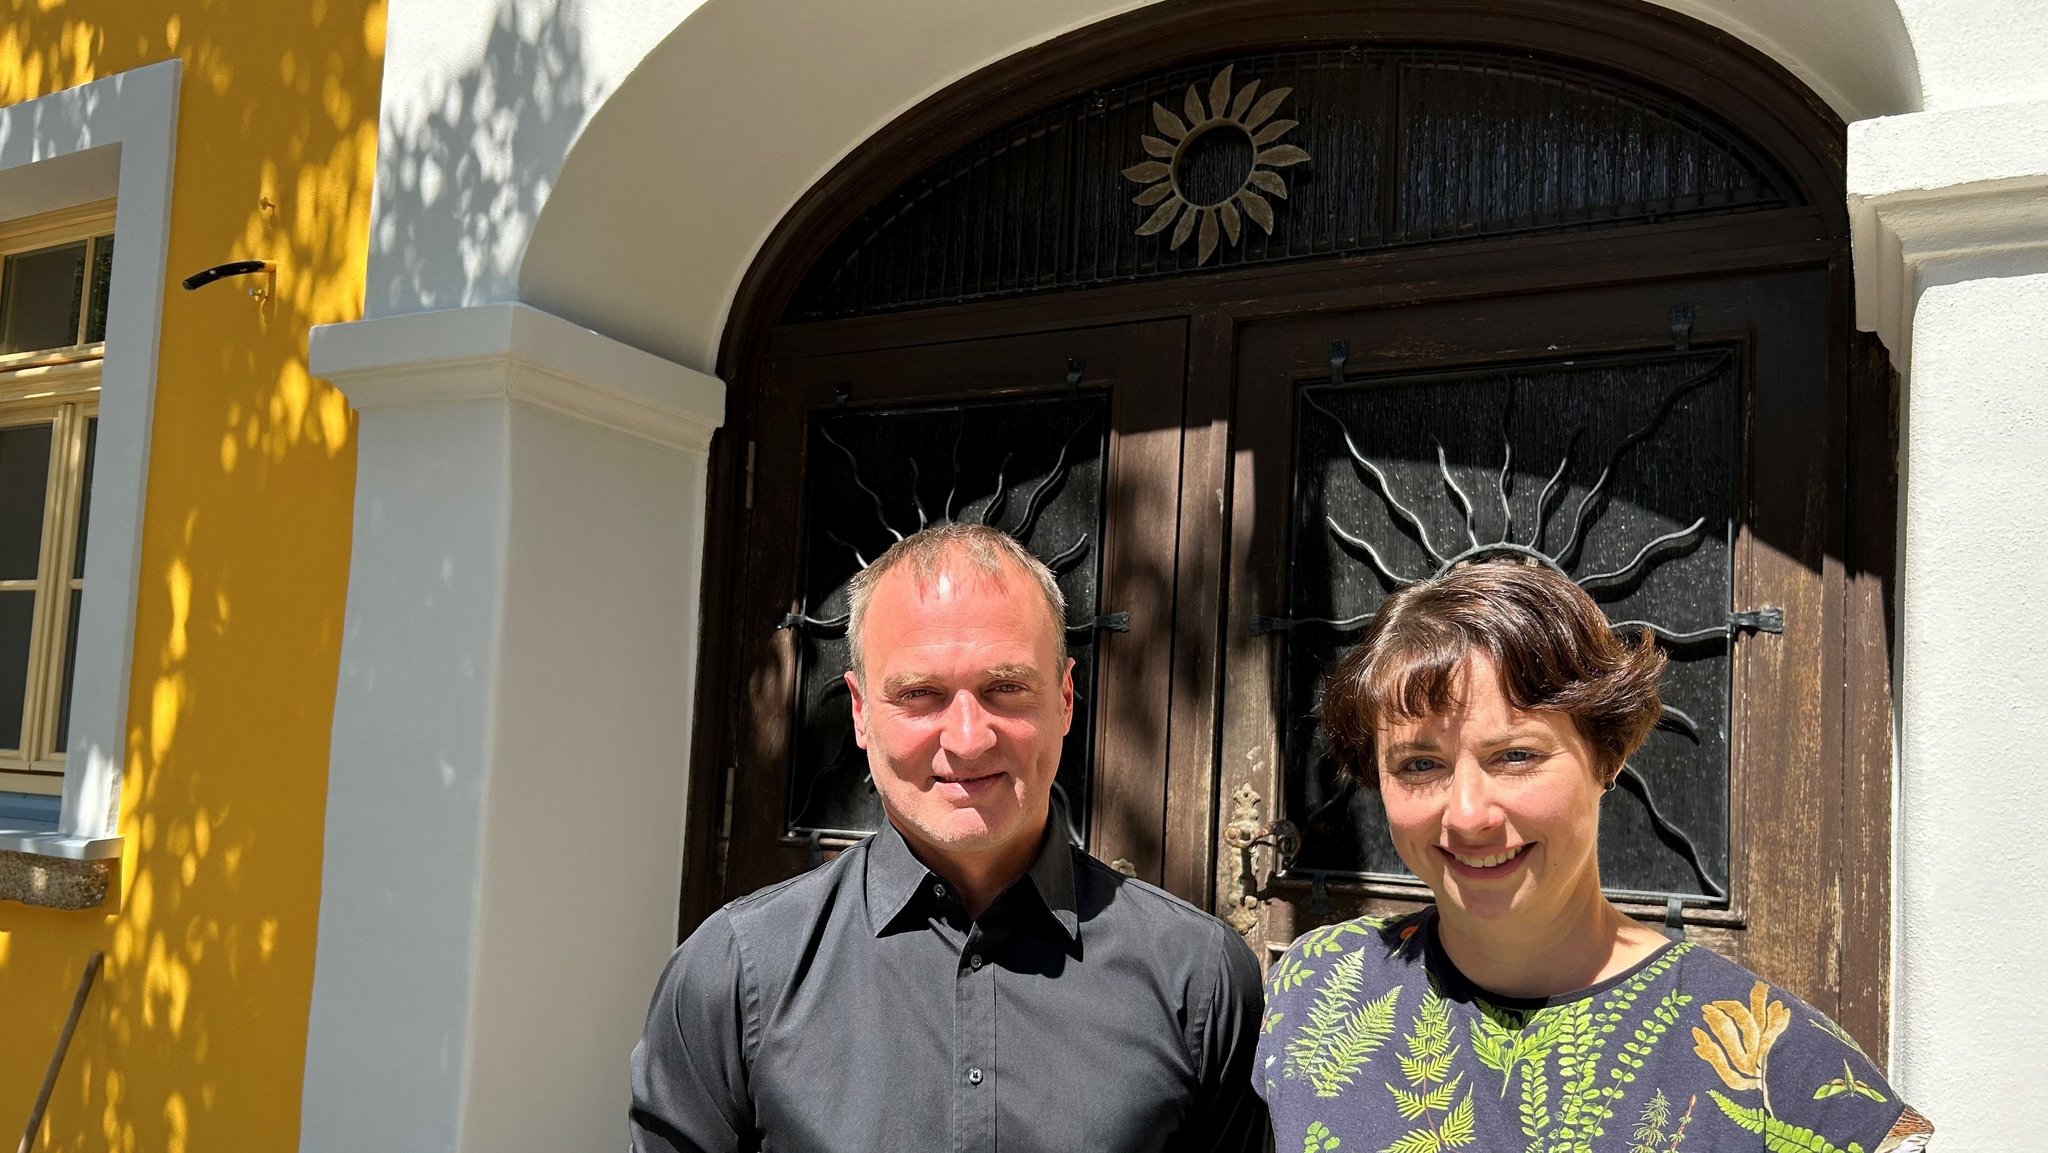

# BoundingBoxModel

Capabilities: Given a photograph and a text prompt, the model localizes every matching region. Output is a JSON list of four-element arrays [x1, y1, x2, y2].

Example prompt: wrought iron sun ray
[[779, 391, 1107, 637], [1275, 348, 1750, 900]]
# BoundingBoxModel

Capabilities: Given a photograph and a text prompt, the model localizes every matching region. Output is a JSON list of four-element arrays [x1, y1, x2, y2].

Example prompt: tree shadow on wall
[[369, 0, 595, 314]]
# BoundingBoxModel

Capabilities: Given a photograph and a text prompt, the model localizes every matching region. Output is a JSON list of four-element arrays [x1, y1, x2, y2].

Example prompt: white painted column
[[1851, 101, 2048, 1151], [303, 303, 723, 1153]]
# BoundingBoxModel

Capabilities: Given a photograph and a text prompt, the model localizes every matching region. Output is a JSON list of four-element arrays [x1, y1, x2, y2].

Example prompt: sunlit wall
[[0, 2, 381, 1150]]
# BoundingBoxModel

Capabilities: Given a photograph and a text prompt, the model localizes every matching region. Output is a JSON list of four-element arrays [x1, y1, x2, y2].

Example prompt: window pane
[[84, 235, 114, 343], [0, 241, 87, 354], [73, 418, 96, 579], [53, 587, 79, 753], [0, 590, 34, 750], [0, 424, 52, 580]]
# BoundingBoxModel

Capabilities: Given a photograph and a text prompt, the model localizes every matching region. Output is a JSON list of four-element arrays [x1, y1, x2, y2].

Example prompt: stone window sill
[[0, 832, 120, 909]]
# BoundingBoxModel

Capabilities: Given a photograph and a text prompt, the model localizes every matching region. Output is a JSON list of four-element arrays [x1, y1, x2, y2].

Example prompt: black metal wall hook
[[1329, 339, 1349, 384], [180, 259, 272, 291], [181, 259, 276, 305]]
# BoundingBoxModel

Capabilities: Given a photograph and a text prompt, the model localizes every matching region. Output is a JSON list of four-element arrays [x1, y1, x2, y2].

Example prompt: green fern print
[[1303, 1120, 1342, 1152], [1282, 949, 1403, 1097], [1255, 913, 1918, 1153], [1271, 953, 1316, 996], [1627, 1089, 1700, 1152], [1297, 917, 1388, 959], [1419, 943, 1695, 1153], [1545, 944, 1694, 1152], [1708, 1090, 1868, 1153], [1471, 1002, 1564, 1151], [1380, 989, 1476, 1153], [1629, 1090, 1672, 1153]]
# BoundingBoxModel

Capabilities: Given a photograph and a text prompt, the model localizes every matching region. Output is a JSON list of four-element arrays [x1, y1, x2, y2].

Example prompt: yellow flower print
[[1691, 981, 1790, 1094]]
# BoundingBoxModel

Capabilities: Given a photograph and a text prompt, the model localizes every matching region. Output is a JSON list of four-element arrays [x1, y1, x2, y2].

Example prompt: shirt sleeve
[[630, 908, 757, 1153], [1174, 925, 1272, 1153], [1755, 997, 1924, 1153]]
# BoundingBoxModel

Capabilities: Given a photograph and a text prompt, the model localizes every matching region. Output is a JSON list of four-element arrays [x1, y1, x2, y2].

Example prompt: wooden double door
[[697, 260, 1887, 1048]]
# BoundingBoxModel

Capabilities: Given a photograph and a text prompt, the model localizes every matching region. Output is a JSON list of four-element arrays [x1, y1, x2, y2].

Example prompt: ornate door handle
[[1221, 783, 1299, 935]]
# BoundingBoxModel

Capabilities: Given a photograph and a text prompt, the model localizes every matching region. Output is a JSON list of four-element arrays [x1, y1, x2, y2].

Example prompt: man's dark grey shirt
[[630, 821, 1266, 1153]]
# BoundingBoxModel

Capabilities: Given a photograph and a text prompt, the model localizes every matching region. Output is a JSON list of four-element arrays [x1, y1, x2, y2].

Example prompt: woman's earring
[[1602, 774, 1618, 793]]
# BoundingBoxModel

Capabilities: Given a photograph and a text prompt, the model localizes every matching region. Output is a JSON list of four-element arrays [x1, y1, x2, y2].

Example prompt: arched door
[[686, 0, 1895, 1057]]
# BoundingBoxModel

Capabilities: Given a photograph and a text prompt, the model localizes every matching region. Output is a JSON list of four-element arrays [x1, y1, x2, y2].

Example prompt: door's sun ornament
[[1121, 65, 1310, 265]]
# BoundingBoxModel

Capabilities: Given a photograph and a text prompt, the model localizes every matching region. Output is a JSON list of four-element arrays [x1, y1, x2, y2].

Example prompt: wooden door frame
[[685, 0, 1892, 1059]]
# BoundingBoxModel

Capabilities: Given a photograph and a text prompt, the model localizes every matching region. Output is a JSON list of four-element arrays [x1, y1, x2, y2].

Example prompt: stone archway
[[516, 0, 1920, 373]]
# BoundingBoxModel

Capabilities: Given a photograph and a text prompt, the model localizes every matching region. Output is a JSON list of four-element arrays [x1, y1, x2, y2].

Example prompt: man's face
[[846, 558, 1074, 879]]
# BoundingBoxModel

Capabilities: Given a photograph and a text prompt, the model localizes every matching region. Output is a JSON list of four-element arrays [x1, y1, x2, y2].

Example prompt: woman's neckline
[[1417, 907, 1681, 1011]]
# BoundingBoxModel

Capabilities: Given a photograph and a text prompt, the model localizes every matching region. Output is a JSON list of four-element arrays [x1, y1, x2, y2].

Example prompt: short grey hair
[[845, 523, 1068, 681]]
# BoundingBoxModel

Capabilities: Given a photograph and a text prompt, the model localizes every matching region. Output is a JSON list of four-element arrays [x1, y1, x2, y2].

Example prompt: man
[[631, 523, 1266, 1153]]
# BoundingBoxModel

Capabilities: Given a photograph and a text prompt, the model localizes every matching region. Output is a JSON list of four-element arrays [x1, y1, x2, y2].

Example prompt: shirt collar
[[861, 819, 933, 935], [862, 815, 1081, 943], [1022, 819, 1081, 942]]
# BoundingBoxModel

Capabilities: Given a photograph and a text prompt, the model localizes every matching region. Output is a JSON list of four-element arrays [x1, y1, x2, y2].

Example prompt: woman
[[1255, 559, 1932, 1153]]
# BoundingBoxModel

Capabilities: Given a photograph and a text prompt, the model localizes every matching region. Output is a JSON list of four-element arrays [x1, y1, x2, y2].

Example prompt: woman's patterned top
[[1255, 908, 1933, 1153]]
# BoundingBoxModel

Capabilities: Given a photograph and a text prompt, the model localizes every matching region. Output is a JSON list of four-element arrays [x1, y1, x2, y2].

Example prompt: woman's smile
[[1439, 842, 1533, 876]]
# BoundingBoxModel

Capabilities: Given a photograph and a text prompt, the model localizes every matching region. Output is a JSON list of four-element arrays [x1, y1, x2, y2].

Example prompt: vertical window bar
[[46, 407, 92, 757], [74, 240, 93, 347]]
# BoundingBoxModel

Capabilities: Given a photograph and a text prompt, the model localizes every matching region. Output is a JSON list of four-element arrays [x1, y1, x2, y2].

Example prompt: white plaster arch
[[517, 0, 1922, 373]]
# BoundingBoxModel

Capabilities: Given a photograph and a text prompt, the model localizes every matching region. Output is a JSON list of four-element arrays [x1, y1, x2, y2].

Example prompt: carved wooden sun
[[1121, 65, 1310, 264]]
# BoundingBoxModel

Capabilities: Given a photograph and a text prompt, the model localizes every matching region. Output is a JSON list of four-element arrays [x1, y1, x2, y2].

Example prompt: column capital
[[310, 302, 726, 452], [1849, 99, 2048, 372]]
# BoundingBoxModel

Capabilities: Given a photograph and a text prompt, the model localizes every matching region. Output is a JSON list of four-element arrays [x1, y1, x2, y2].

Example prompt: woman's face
[[1374, 650, 1607, 931]]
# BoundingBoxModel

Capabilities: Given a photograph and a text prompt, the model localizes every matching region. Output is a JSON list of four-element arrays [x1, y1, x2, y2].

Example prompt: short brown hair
[[1319, 559, 1665, 788], [845, 523, 1068, 681]]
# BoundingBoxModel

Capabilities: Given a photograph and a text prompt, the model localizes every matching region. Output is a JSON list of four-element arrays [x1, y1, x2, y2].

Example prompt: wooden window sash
[[0, 392, 97, 793], [0, 202, 116, 365]]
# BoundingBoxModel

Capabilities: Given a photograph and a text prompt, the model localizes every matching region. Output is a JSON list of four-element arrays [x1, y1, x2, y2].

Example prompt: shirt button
[[970, 954, 983, 970], [933, 883, 946, 899], [967, 1068, 984, 1086]]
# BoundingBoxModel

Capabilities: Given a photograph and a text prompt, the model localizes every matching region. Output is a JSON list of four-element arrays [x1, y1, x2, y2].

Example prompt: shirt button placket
[[955, 931, 996, 1153]]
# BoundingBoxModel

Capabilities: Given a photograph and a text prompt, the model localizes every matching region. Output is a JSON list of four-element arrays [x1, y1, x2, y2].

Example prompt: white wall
[[460, 400, 704, 1152], [1895, 0, 2048, 111], [1849, 96, 2048, 1149], [301, 397, 507, 1153], [366, 0, 711, 317], [1892, 269, 2048, 1150]]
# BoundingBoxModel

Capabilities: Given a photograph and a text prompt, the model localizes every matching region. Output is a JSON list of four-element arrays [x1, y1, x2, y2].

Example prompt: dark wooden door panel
[[725, 322, 1188, 900], [1217, 270, 1848, 1018]]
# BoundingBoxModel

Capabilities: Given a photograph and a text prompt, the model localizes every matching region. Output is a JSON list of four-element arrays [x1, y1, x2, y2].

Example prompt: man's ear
[[846, 670, 870, 749], [1059, 656, 1076, 736]]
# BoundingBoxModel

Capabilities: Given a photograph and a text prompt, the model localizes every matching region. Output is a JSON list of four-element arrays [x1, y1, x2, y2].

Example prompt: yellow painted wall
[[0, 1, 381, 1149]]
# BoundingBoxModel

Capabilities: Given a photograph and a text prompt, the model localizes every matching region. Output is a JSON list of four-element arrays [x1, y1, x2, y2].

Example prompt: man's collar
[[1022, 818, 1080, 942], [862, 815, 1080, 943], [863, 820, 935, 936]]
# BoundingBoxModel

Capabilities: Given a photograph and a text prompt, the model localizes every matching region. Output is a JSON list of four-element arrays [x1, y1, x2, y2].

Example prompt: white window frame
[[0, 61, 179, 859]]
